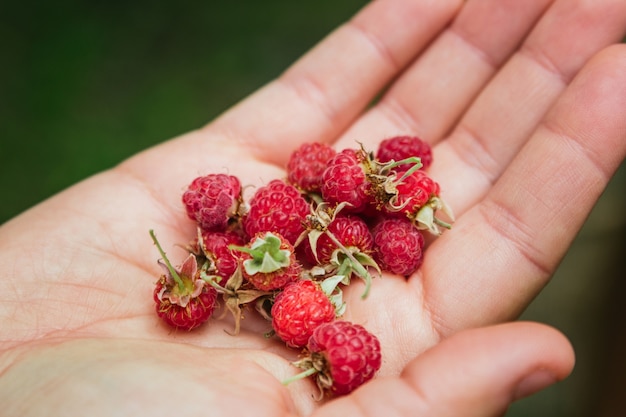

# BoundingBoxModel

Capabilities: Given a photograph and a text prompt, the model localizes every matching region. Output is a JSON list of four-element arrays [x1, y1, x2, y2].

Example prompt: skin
[[1, 0, 625, 415]]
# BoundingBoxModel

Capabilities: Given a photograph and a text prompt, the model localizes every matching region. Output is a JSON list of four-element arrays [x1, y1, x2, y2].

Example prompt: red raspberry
[[150, 231, 217, 331], [194, 230, 245, 286], [300, 208, 380, 298], [234, 232, 302, 291], [243, 179, 309, 245], [321, 148, 373, 213], [386, 169, 439, 213], [286, 320, 382, 396], [372, 217, 425, 277], [380, 169, 452, 234], [182, 174, 245, 232], [287, 142, 336, 193], [271, 280, 336, 348], [376, 135, 433, 170], [303, 214, 373, 265], [154, 275, 217, 331]]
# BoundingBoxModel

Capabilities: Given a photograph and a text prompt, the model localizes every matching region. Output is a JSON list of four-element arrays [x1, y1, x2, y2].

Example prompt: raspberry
[[271, 280, 336, 348], [322, 146, 423, 215], [303, 214, 373, 265], [376, 135, 433, 170], [243, 179, 310, 245], [381, 169, 453, 234], [192, 230, 245, 286], [232, 232, 302, 291], [153, 276, 217, 331], [300, 205, 380, 298], [287, 142, 336, 193], [182, 174, 245, 232], [285, 320, 382, 396], [386, 168, 439, 213], [150, 230, 217, 331], [321, 148, 373, 213], [372, 217, 425, 277]]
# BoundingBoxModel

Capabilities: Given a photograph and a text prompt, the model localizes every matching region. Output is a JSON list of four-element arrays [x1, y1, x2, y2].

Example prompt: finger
[[199, 0, 462, 165], [424, 44, 626, 333], [433, 0, 626, 214], [336, 0, 554, 149], [313, 322, 574, 417]]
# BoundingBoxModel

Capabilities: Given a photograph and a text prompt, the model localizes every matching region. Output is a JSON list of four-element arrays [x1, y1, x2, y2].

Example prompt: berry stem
[[149, 229, 185, 291], [434, 217, 453, 229], [281, 366, 318, 386], [199, 265, 235, 295], [385, 156, 423, 176]]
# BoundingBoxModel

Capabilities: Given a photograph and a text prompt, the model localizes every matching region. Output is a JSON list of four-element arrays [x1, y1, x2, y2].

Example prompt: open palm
[[2, 1, 625, 416]]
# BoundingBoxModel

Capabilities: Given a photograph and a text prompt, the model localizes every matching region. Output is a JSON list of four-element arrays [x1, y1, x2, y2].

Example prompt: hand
[[1, 0, 624, 415]]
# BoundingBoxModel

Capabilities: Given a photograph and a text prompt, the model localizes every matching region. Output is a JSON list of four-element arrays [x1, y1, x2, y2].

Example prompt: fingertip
[[407, 321, 575, 413], [513, 368, 559, 401], [507, 321, 575, 400]]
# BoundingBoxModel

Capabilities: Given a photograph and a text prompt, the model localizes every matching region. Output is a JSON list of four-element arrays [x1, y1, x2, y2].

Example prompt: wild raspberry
[[321, 148, 372, 213], [243, 179, 309, 245], [372, 217, 425, 277], [182, 173, 245, 232], [381, 169, 453, 234], [386, 169, 438, 212], [192, 230, 245, 286], [376, 135, 433, 170], [322, 146, 423, 215], [287, 142, 336, 193], [150, 230, 217, 331], [153, 276, 217, 331], [299, 206, 380, 298], [232, 232, 302, 292], [303, 214, 373, 265], [271, 280, 336, 348], [284, 320, 382, 397]]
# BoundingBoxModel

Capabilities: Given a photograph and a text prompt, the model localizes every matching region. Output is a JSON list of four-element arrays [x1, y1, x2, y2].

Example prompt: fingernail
[[514, 369, 558, 400]]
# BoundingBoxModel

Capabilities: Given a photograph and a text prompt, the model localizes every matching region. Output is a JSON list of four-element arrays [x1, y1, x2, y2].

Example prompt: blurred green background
[[1, 1, 625, 416]]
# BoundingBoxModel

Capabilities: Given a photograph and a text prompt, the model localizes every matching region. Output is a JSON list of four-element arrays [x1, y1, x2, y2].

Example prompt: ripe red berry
[[182, 173, 245, 232], [194, 230, 245, 286], [151, 231, 217, 331], [287, 142, 337, 193], [380, 169, 453, 234], [303, 214, 373, 265], [154, 275, 217, 331], [321, 148, 373, 213], [376, 135, 433, 170], [285, 320, 382, 396], [271, 280, 336, 348], [233, 232, 302, 292], [372, 217, 425, 277], [243, 179, 310, 245], [300, 208, 380, 299], [385, 169, 439, 213]]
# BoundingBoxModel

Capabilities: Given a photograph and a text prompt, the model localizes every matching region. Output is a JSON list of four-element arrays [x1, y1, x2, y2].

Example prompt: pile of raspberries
[[149, 135, 452, 397]]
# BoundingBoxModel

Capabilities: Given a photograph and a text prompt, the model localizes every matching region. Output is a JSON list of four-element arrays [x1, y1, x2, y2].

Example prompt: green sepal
[[329, 249, 381, 299], [320, 274, 347, 317], [230, 232, 291, 275], [414, 197, 454, 236], [306, 229, 324, 263]]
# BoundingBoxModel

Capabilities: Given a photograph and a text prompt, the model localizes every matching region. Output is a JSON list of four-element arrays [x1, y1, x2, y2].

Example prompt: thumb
[[313, 321, 575, 417]]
